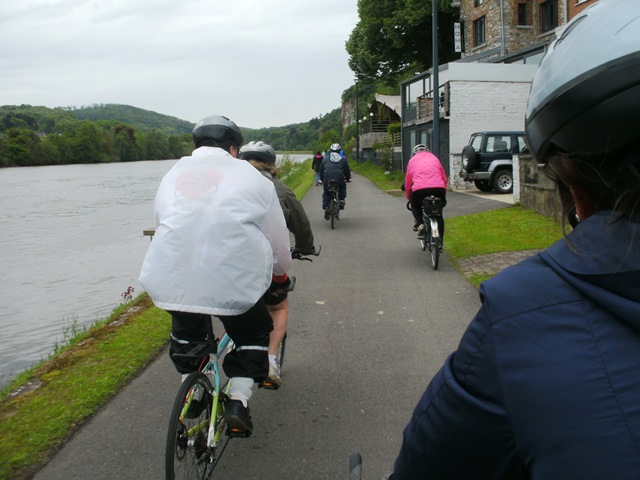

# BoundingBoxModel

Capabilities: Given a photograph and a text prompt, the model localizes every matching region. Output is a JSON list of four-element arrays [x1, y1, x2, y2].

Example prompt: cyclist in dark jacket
[[240, 140, 316, 388], [320, 143, 351, 219], [392, 1, 640, 478], [312, 151, 323, 186]]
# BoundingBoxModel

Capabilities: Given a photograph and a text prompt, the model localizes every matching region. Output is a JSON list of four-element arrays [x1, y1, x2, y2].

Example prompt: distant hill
[[0, 103, 194, 136], [0, 102, 345, 152], [70, 103, 195, 135]]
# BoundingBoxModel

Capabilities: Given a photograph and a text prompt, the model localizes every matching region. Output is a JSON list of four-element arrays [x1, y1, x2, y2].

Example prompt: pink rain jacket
[[404, 151, 447, 200]]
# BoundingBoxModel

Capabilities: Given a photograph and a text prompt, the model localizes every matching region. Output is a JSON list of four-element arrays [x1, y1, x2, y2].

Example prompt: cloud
[[0, 0, 359, 128]]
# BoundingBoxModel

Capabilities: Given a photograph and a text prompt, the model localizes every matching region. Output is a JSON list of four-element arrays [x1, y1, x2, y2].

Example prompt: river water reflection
[[0, 154, 310, 385]]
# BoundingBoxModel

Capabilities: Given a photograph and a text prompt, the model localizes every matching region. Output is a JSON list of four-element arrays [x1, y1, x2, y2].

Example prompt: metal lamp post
[[355, 81, 360, 160], [432, 0, 440, 159]]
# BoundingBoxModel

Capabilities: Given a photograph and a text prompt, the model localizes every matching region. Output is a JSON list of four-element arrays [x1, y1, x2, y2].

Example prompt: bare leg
[[268, 298, 288, 357]]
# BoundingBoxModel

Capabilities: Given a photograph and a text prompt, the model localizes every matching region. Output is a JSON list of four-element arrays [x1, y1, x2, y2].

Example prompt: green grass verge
[[0, 295, 170, 479], [445, 205, 564, 259], [445, 206, 565, 286], [351, 160, 404, 192]]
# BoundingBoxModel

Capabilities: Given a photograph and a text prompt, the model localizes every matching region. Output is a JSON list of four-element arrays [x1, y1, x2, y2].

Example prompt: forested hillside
[[0, 104, 192, 167], [0, 103, 346, 167]]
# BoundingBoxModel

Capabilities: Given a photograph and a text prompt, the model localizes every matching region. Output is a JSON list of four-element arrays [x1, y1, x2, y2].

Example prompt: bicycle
[[407, 197, 444, 270], [326, 179, 341, 229], [165, 248, 319, 480]]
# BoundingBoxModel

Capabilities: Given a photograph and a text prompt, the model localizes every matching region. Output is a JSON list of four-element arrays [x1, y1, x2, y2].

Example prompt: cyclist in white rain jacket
[[139, 115, 291, 436]]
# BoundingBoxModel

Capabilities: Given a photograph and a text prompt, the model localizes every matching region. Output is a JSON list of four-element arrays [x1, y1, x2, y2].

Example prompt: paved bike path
[[34, 173, 510, 480]]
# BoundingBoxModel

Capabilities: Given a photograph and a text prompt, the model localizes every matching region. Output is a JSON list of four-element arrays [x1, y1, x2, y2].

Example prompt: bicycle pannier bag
[[422, 196, 443, 216]]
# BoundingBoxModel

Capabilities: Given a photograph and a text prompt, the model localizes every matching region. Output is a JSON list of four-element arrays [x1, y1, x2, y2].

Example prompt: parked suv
[[459, 131, 527, 194]]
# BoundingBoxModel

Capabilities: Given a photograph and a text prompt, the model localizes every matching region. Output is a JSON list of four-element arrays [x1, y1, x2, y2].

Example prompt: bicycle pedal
[[259, 380, 280, 390], [226, 426, 252, 438]]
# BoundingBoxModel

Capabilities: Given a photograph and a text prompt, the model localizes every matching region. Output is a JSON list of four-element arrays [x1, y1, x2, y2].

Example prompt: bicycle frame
[[205, 333, 232, 449]]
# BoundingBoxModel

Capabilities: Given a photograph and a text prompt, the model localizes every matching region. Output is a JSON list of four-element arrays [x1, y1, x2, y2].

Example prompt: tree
[[346, 0, 459, 84], [114, 125, 140, 162], [140, 129, 171, 160], [66, 122, 102, 163], [317, 129, 340, 152]]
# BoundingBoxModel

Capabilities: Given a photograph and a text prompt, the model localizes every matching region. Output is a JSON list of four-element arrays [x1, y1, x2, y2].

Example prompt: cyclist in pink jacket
[[404, 144, 448, 244]]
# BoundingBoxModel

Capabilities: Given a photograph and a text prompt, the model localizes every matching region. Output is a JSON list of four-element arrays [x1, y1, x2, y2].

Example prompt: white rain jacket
[[138, 147, 291, 316]]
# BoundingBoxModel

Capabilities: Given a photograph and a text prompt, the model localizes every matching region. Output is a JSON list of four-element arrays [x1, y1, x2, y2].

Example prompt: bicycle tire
[[329, 197, 336, 229], [276, 332, 287, 374], [166, 372, 224, 480], [430, 225, 440, 270]]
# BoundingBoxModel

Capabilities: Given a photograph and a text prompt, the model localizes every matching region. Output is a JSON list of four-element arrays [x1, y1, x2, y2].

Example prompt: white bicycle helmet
[[239, 141, 277, 164], [525, 0, 640, 163], [413, 144, 429, 154], [329, 143, 342, 152]]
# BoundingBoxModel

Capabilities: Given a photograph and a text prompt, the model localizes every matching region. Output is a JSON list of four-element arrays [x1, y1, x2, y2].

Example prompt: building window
[[473, 16, 486, 46], [517, 3, 529, 25], [474, 0, 484, 6], [540, 0, 558, 33]]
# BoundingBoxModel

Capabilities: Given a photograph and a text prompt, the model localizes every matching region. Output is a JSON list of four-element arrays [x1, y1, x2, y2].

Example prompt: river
[[0, 154, 310, 386]]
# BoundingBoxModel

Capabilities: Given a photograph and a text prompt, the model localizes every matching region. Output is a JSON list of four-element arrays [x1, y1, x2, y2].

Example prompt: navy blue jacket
[[393, 212, 640, 479], [319, 152, 351, 183]]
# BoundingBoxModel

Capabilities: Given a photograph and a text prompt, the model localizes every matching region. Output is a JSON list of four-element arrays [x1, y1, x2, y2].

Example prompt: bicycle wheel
[[429, 224, 440, 270], [166, 372, 223, 480], [329, 197, 336, 229]]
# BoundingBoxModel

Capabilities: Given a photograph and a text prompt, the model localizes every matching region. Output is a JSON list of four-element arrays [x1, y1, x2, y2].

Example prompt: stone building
[[459, 0, 598, 64], [399, 0, 599, 196]]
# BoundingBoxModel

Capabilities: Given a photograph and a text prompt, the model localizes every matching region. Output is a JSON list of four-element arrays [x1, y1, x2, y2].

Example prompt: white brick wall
[[448, 80, 531, 191]]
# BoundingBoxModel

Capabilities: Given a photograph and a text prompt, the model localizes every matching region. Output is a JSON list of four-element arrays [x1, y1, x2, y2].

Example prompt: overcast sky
[[0, 0, 360, 129]]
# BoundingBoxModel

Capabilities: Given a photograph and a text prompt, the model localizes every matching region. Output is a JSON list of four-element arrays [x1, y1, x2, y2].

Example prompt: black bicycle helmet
[[192, 115, 243, 148], [525, 0, 640, 163], [239, 141, 277, 164], [329, 143, 341, 152]]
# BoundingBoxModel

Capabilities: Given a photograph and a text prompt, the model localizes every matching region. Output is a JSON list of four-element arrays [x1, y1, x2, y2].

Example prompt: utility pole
[[355, 81, 360, 160], [432, 0, 440, 159]]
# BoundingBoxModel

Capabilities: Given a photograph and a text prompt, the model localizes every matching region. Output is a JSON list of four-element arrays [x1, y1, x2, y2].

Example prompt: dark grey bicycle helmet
[[239, 141, 277, 164], [525, 0, 640, 163], [192, 115, 243, 148]]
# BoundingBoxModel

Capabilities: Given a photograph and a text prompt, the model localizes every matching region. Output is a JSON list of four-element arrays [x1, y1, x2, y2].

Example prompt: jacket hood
[[539, 212, 640, 332], [329, 152, 342, 163]]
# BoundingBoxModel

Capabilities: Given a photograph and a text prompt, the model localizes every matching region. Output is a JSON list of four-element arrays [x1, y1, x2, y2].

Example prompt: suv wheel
[[491, 169, 513, 194], [474, 180, 492, 192], [461, 146, 478, 171]]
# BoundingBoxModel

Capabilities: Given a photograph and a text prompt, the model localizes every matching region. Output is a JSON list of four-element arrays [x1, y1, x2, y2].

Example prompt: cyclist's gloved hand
[[270, 274, 291, 295]]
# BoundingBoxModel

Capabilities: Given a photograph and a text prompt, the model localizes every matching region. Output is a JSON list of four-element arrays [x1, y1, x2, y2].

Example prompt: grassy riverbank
[[0, 158, 563, 479]]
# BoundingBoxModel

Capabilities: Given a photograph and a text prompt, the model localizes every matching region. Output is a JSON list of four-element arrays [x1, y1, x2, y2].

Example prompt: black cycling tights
[[410, 187, 446, 242]]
